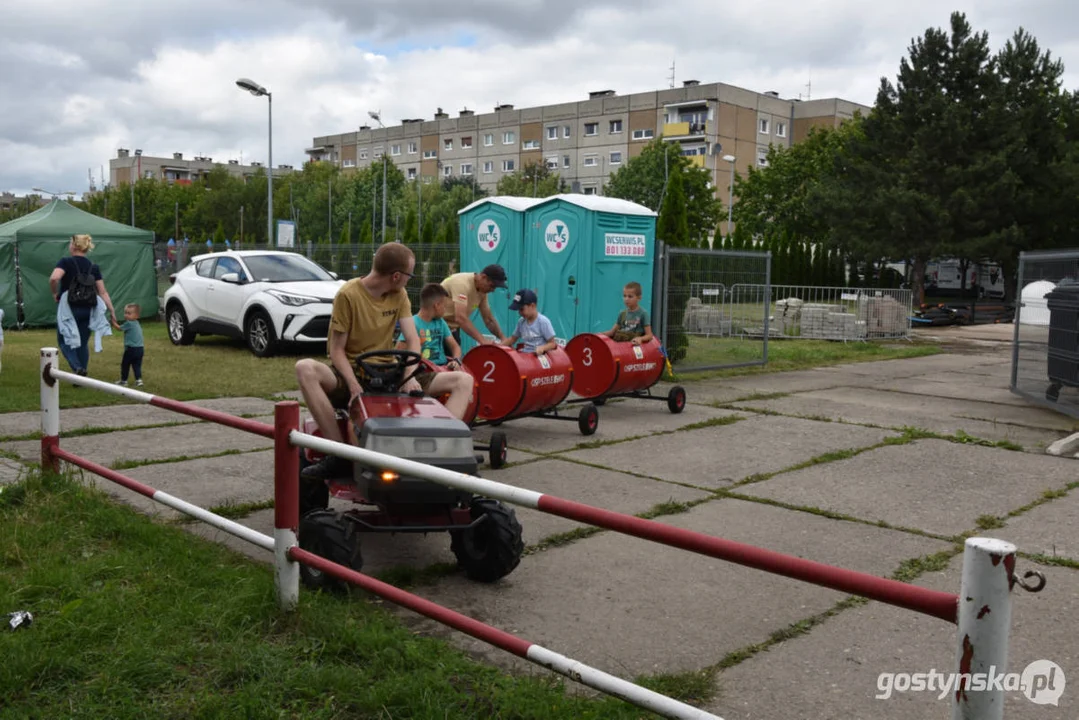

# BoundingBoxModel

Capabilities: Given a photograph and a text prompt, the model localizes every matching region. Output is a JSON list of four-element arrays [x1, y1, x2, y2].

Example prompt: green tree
[[402, 207, 418, 244], [495, 161, 565, 197], [421, 216, 435, 244], [657, 167, 690, 247], [606, 138, 722, 243], [359, 221, 373, 246]]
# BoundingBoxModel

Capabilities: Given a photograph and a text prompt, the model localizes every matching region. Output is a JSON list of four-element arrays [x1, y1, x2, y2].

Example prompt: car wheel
[[245, 309, 276, 357], [167, 303, 195, 346]]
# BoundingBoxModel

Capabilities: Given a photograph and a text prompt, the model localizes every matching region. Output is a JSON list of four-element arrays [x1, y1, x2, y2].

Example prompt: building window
[[461, 136, 472, 148], [407, 142, 417, 154], [523, 139, 540, 150], [407, 168, 417, 179], [343, 159, 356, 168], [632, 128, 654, 140], [373, 147, 383, 158], [563, 155, 571, 168], [563, 125, 571, 138], [483, 133, 494, 146], [583, 186, 597, 195], [546, 157, 559, 170], [584, 122, 598, 136], [759, 118, 770, 134], [483, 161, 494, 174], [444, 139, 453, 151], [503, 131, 515, 145], [359, 149, 368, 159], [547, 126, 558, 140], [444, 164, 453, 177], [583, 155, 598, 167], [757, 147, 769, 167], [609, 119, 623, 133], [502, 159, 515, 172], [391, 144, 401, 156], [423, 149, 437, 159], [681, 146, 706, 156], [775, 122, 787, 138], [609, 151, 622, 165], [460, 163, 473, 175]]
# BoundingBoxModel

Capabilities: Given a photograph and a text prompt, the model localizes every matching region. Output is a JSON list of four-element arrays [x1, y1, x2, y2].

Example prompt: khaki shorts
[[328, 365, 436, 407]]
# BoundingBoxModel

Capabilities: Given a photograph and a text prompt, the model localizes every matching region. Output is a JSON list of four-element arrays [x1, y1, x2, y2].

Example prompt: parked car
[[163, 250, 344, 357]]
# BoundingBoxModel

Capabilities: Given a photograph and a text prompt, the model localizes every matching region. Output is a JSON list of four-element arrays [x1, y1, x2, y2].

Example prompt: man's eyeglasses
[[397, 271, 415, 279]]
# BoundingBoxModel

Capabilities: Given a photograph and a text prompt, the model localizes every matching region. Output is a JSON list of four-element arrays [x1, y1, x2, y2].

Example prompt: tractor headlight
[[363, 434, 474, 460]]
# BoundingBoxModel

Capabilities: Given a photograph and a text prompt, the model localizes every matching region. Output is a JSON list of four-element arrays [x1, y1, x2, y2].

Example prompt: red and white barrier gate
[[40, 347, 1042, 720]]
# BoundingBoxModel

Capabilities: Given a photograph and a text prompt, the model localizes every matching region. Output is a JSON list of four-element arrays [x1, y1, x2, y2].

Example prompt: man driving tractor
[[295, 243, 474, 481]]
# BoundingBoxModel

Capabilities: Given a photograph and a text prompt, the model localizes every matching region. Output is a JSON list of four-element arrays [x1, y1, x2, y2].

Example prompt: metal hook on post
[[1013, 569, 1046, 593]]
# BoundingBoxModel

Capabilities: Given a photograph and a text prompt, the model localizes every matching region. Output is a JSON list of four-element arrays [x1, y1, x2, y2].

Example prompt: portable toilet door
[[521, 197, 590, 341], [457, 196, 540, 353], [578, 202, 657, 335]]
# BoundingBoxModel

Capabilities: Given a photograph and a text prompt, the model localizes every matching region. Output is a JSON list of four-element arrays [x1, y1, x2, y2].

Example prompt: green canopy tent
[[0, 200, 157, 328]]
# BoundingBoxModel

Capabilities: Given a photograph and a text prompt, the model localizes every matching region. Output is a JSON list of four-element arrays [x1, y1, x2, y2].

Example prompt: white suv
[[163, 250, 344, 357]]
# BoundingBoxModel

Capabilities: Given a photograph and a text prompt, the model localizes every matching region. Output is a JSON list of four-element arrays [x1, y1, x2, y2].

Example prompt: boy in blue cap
[[502, 288, 558, 356]]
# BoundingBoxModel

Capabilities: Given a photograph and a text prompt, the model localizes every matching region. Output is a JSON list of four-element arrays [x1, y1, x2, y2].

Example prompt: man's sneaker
[[76, 368, 88, 377], [135, 379, 144, 387], [300, 455, 352, 481], [114, 380, 128, 386]]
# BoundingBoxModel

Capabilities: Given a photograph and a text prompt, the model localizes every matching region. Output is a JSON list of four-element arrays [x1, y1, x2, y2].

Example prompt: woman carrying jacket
[[49, 234, 118, 376]]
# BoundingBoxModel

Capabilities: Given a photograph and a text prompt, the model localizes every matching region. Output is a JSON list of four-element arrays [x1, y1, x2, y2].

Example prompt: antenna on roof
[[667, 59, 676, 89], [799, 76, 812, 101]]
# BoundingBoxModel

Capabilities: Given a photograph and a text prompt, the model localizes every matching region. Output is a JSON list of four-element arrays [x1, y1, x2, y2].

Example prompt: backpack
[[67, 257, 98, 307]]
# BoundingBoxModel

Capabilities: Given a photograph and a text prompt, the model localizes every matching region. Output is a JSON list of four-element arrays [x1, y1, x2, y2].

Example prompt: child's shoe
[[115, 380, 128, 386], [135, 379, 144, 387]]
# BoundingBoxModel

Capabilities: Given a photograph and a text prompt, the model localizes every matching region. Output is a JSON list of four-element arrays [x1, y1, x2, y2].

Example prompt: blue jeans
[[58, 304, 92, 373]]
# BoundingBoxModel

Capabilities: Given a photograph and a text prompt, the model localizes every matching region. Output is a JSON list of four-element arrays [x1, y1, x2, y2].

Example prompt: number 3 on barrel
[[482, 360, 496, 383], [581, 347, 593, 367]]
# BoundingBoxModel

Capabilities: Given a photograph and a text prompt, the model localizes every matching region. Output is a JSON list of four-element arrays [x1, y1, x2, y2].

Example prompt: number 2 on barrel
[[482, 360, 496, 383], [581, 347, 593, 366]]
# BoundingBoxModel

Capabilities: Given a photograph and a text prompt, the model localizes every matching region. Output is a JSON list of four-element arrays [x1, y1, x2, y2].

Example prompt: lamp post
[[722, 154, 736, 236], [236, 78, 273, 245], [368, 110, 387, 243], [129, 149, 142, 226]]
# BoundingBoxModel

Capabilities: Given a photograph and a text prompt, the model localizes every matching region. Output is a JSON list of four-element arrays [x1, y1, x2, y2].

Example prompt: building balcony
[[662, 121, 708, 139], [685, 154, 706, 168]]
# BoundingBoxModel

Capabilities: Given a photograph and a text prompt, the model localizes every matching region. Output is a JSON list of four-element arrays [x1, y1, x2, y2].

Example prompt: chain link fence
[[154, 242, 460, 313], [1011, 249, 1079, 418]]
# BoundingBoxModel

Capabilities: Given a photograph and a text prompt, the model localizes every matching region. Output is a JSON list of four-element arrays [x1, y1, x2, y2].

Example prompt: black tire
[[592, 397, 607, 406], [489, 431, 508, 469], [298, 452, 329, 517], [298, 510, 362, 592], [245, 308, 277, 358], [667, 386, 687, 414], [1047, 383, 1061, 402], [578, 403, 599, 436], [166, 303, 195, 346], [450, 498, 524, 582]]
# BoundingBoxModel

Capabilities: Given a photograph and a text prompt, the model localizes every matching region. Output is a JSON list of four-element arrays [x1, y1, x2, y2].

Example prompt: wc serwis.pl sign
[[604, 233, 646, 257]]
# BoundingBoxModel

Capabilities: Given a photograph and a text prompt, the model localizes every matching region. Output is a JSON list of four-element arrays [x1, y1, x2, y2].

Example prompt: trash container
[[1044, 281, 1079, 401]]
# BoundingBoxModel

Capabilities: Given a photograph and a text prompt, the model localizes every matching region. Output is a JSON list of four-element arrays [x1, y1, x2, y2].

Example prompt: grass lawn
[[0, 472, 695, 718], [0, 321, 308, 414]]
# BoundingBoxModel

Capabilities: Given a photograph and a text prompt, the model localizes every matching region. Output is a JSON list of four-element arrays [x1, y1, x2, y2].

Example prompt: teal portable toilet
[[457, 196, 543, 353], [521, 195, 657, 341]]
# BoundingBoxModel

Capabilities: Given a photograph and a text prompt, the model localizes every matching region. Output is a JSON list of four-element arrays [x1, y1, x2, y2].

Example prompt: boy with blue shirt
[[396, 283, 464, 368], [112, 303, 145, 387], [502, 288, 558, 356]]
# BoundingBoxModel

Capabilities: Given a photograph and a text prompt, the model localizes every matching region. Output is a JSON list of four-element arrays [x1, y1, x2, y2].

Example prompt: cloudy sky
[[1, 0, 1076, 197]]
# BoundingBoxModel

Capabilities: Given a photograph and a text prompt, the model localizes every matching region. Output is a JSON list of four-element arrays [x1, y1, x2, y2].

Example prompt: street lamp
[[236, 78, 273, 246], [722, 154, 736, 236], [368, 110, 387, 243]]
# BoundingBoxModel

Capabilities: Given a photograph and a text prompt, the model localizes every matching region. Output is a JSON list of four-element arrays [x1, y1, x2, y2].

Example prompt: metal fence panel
[[1011, 249, 1079, 418], [662, 247, 771, 372], [728, 285, 912, 342]]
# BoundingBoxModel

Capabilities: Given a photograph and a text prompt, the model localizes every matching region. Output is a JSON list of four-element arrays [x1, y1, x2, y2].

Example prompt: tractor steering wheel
[[354, 349, 424, 393]]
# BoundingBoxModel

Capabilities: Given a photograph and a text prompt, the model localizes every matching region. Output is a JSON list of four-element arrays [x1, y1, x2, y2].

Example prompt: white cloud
[[1, 0, 1076, 196]]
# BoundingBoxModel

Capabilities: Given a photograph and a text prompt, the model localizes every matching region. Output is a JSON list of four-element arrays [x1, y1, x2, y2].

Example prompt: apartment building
[[306, 80, 869, 197], [109, 148, 296, 186]]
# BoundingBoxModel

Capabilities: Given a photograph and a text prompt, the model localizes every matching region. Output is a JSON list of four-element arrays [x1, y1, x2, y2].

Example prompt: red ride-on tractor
[[297, 349, 524, 591]]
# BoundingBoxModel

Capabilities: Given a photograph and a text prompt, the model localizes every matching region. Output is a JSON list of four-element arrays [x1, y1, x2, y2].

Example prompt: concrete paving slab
[[677, 370, 847, 404], [560, 415, 896, 488], [5, 416, 276, 466], [469, 403, 746, 455], [817, 353, 1012, 380], [997, 491, 1079, 562], [0, 396, 278, 439], [733, 389, 1069, 450], [465, 458, 710, 546], [741, 440, 1079, 537], [416, 497, 952, 678], [709, 556, 1077, 720], [876, 373, 1035, 408], [0, 457, 28, 485]]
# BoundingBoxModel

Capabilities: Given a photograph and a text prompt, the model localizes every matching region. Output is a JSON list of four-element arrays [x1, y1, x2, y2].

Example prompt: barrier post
[[952, 537, 1016, 720], [40, 347, 60, 473], [273, 401, 301, 612]]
